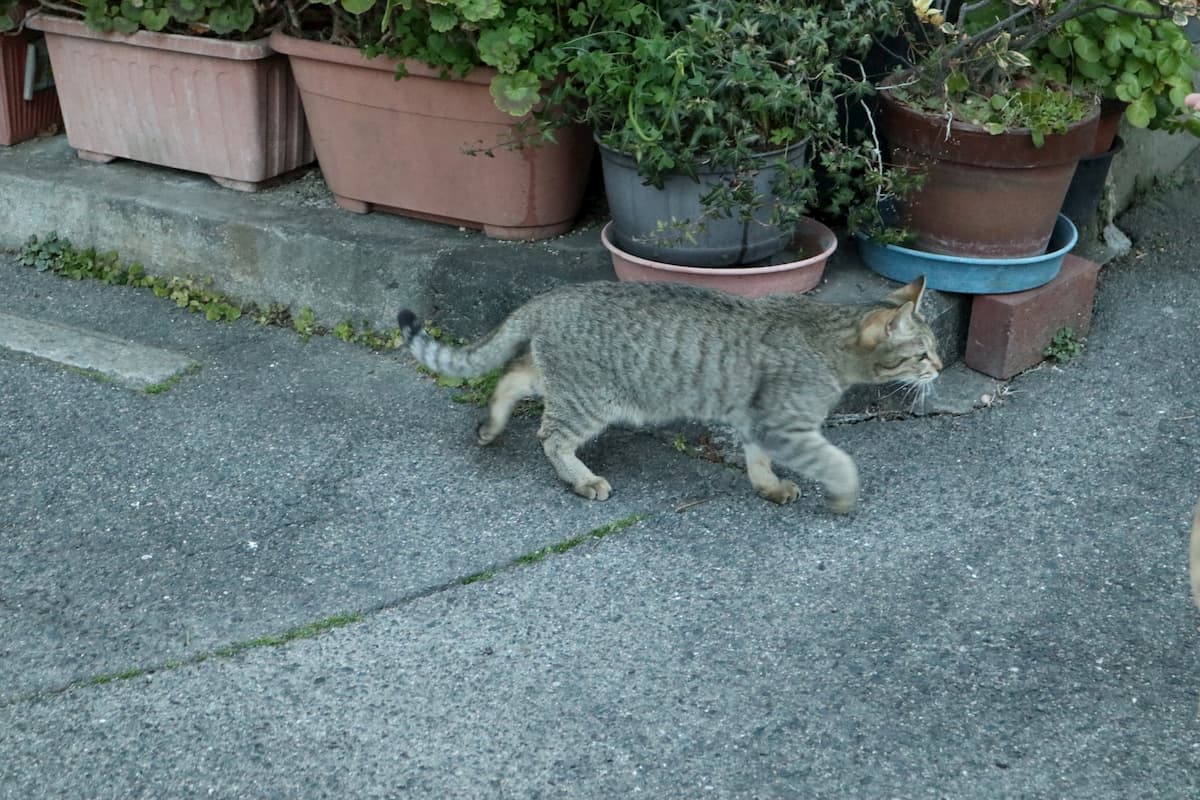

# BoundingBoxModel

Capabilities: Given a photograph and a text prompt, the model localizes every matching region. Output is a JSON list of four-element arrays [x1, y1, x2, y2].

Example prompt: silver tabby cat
[[397, 276, 941, 513]]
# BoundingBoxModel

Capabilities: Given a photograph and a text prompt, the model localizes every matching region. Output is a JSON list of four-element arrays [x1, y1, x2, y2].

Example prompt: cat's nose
[[930, 354, 943, 372]]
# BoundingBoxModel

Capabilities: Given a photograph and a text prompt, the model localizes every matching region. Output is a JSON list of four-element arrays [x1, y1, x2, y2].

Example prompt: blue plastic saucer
[[856, 214, 1078, 294]]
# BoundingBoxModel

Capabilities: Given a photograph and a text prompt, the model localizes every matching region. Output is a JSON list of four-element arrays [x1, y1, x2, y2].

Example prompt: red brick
[[965, 254, 1101, 379]]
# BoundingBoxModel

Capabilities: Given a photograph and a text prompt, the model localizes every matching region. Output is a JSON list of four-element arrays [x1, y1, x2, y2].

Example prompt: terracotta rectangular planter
[[0, 15, 62, 145], [26, 14, 313, 190], [269, 31, 593, 240]]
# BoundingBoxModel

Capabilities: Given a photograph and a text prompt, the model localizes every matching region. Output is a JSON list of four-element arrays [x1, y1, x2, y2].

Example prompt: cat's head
[[858, 276, 943, 386]]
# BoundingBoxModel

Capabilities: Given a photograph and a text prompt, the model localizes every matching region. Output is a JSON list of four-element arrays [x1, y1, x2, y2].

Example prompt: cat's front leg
[[765, 430, 859, 514]]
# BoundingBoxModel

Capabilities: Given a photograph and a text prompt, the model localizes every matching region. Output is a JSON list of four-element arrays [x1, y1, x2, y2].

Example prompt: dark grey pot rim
[[595, 137, 808, 175]]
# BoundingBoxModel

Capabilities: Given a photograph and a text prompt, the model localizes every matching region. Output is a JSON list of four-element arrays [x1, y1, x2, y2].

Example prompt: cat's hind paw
[[476, 422, 498, 446], [828, 491, 858, 515], [573, 477, 612, 501]]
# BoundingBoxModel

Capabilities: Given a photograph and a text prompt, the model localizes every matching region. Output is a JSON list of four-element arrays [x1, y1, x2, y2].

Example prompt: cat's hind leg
[[477, 355, 543, 446], [537, 407, 611, 500], [761, 430, 859, 514], [743, 443, 800, 505]]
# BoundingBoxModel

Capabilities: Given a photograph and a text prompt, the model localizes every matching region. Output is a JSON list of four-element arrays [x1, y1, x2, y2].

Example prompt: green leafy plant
[[558, 0, 908, 238], [19, 233, 248, 322], [0, 0, 285, 38], [1043, 326, 1085, 362], [288, 0, 590, 124], [17, 233, 418, 366], [884, 0, 1199, 142], [1026, 0, 1200, 135]]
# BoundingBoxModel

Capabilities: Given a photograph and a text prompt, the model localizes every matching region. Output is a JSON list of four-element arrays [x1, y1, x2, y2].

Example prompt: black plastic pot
[[1060, 136, 1124, 230]]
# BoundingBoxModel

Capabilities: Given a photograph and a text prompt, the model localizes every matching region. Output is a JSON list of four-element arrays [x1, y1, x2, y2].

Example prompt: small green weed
[[86, 667, 146, 686], [461, 514, 646, 585], [66, 611, 365, 694], [16, 231, 408, 363], [332, 318, 404, 350], [143, 364, 201, 395], [1043, 327, 1084, 364], [214, 612, 364, 657], [64, 365, 114, 384], [252, 302, 292, 327], [671, 431, 732, 467], [21, 232, 243, 323], [293, 307, 319, 341]]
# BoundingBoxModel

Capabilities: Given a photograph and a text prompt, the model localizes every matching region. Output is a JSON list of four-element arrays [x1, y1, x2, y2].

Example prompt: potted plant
[[870, 0, 1200, 259], [560, 0, 902, 270], [12, 0, 313, 190], [268, 0, 593, 240], [869, 1, 1109, 258]]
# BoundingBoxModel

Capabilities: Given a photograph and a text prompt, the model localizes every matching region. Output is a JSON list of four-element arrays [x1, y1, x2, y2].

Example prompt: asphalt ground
[[0, 176, 1198, 798]]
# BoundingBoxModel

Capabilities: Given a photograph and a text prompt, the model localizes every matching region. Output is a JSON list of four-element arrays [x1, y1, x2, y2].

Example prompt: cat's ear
[[886, 275, 926, 310], [887, 301, 918, 337], [859, 302, 917, 347]]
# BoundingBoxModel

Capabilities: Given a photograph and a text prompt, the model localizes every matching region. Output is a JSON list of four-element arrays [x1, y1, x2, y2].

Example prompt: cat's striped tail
[[397, 309, 529, 378]]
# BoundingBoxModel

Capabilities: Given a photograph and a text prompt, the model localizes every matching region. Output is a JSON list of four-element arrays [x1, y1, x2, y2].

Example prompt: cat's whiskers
[[913, 379, 934, 412], [879, 381, 913, 401], [902, 381, 923, 412]]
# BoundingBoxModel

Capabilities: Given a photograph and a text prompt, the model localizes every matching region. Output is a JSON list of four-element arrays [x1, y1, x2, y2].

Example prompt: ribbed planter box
[[269, 31, 593, 241], [26, 14, 313, 191], [0, 7, 61, 145]]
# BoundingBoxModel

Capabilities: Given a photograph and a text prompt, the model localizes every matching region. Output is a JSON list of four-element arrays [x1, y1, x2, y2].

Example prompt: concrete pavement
[[1, 152, 1199, 798]]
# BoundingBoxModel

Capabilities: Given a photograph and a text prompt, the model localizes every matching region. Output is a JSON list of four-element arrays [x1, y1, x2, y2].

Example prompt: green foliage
[[892, 0, 1199, 140], [332, 318, 405, 349], [252, 302, 292, 327], [4, 0, 285, 39], [558, 0, 905, 234], [1026, 0, 1200, 135], [17, 233, 415, 368], [893, 81, 1092, 148], [1043, 326, 1085, 363], [306, 0, 586, 124], [18, 232, 243, 322], [293, 307, 319, 341]]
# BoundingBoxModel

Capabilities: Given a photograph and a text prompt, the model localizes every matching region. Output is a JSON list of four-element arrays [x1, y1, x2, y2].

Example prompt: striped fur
[[397, 277, 941, 511]]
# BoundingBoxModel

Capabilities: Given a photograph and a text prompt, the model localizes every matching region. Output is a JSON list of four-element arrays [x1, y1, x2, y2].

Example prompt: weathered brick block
[[965, 254, 1101, 379]]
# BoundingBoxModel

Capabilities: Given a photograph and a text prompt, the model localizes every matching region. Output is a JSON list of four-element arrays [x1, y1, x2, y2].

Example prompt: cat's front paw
[[573, 477, 612, 501], [759, 480, 800, 505]]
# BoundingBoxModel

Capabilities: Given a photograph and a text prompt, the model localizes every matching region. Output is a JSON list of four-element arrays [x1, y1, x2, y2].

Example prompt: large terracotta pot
[[877, 89, 1099, 258], [1091, 97, 1127, 155], [269, 32, 593, 241], [26, 13, 313, 190]]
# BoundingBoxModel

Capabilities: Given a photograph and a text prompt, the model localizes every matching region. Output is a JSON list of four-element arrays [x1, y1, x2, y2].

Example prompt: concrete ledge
[[0, 311, 197, 389], [0, 135, 974, 414]]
